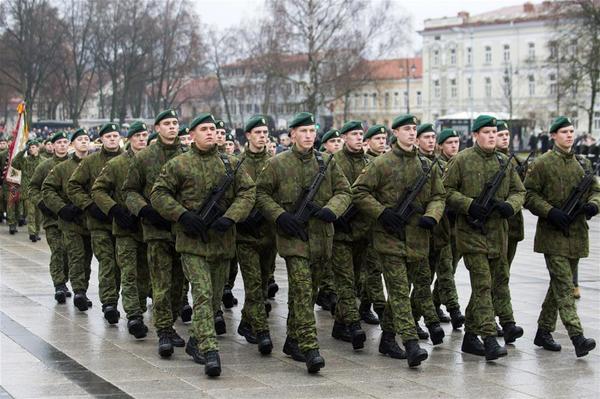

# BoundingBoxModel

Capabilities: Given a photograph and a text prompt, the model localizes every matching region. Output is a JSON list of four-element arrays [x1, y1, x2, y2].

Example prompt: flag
[[3, 102, 28, 205]]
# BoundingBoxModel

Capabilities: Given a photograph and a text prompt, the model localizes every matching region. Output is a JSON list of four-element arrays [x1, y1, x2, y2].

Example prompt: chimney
[[523, 2, 534, 12], [457, 11, 470, 20]]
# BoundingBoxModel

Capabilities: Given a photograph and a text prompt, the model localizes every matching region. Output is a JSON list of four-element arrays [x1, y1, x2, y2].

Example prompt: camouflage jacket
[[524, 146, 600, 258], [150, 143, 255, 258], [42, 154, 88, 235], [333, 144, 374, 242], [422, 151, 452, 250], [499, 148, 525, 242], [444, 144, 525, 258], [28, 154, 68, 228], [67, 146, 122, 232], [11, 150, 43, 200], [91, 148, 143, 240], [256, 144, 352, 261], [124, 137, 183, 242], [353, 143, 446, 260], [41, 150, 53, 159]]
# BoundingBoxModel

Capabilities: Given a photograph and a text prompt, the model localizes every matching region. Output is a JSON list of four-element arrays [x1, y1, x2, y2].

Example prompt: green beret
[[50, 131, 69, 143], [147, 132, 158, 144], [70, 128, 88, 142], [178, 126, 190, 137], [549, 116, 573, 133], [190, 113, 216, 131], [225, 133, 235, 142], [496, 120, 509, 132], [321, 129, 341, 143], [417, 123, 435, 137], [215, 119, 226, 130], [127, 121, 148, 138], [43, 137, 50, 144], [365, 124, 388, 140], [98, 123, 119, 136], [391, 114, 418, 129], [154, 109, 178, 126], [0, 135, 6, 142], [390, 135, 397, 144], [319, 144, 325, 152], [245, 115, 268, 133], [472, 115, 497, 132], [289, 112, 315, 129], [339, 120, 363, 135], [437, 128, 460, 145]]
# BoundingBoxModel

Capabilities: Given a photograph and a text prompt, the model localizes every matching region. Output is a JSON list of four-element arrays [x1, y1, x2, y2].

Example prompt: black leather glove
[[109, 205, 137, 230], [37, 201, 55, 217], [334, 218, 352, 234], [495, 202, 514, 218], [87, 203, 110, 222], [211, 217, 234, 233], [314, 207, 336, 223], [139, 205, 171, 230], [583, 203, 599, 219], [378, 208, 404, 234], [418, 216, 437, 230], [547, 207, 571, 230], [178, 211, 206, 236], [58, 204, 83, 222], [276, 212, 308, 241], [468, 202, 487, 220]]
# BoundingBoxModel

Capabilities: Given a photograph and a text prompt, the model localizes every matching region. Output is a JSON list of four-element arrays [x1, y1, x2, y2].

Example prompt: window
[[417, 91, 422, 106], [466, 47, 472, 65], [372, 93, 377, 108], [449, 48, 456, 65], [528, 75, 535, 96], [549, 41, 558, 59], [503, 44, 510, 62], [528, 42, 536, 60], [549, 74, 557, 95], [394, 92, 399, 106], [485, 77, 492, 97], [363, 94, 368, 108], [594, 112, 600, 130], [354, 94, 359, 109], [434, 80, 440, 98], [450, 79, 457, 98], [484, 46, 492, 64], [384, 92, 390, 108], [467, 77, 473, 98], [433, 49, 440, 66]]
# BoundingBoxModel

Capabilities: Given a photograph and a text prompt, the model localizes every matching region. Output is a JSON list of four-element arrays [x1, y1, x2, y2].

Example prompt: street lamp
[[405, 59, 416, 114]]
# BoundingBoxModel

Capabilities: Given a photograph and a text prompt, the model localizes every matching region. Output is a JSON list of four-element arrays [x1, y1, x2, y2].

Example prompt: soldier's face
[[216, 129, 226, 145], [474, 126, 497, 151], [246, 126, 268, 151], [324, 137, 343, 154], [496, 130, 510, 150], [267, 141, 277, 156], [45, 142, 54, 153], [156, 118, 179, 142], [440, 137, 460, 158], [368, 134, 387, 153], [0, 141, 6, 150], [193, 122, 217, 150], [28, 144, 39, 156], [279, 134, 291, 147], [72, 135, 90, 153], [130, 131, 148, 152], [224, 141, 235, 154], [343, 130, 363, 152], [417, 132, 436, 154], [101, 131, 121, 151], [394, 124, 417, 149], [291, 125, 316, 152], [53, 138, 69, 156], [179, 134, 192, 147], [552, 126, 575, 150]]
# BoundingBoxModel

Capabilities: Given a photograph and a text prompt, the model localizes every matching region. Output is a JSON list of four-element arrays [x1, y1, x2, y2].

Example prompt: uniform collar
[[157, 135, 181, 150], [53, 154, 68, 162], [366, 148, 381, 157], [343, 144, 364, 158], [191, 142, 217, 156], [418, 149, 436, 160], [244, 144, 267, 159], [553, 144, 574, 159], [392, 142, 417, 158], [474, 142, 496, 158], [101, 145, 122, 158], [291, 143, 315, 161], [440, 152, 452, 162], [497, 147, 510, 155]]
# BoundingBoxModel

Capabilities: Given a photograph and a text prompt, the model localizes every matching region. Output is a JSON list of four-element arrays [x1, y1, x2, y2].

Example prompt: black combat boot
[[328, 293, 338, 316], [103, 305, 120, 324], [283, 336, 305, 362], [73, 290, 89, 311], [571, 335, 596, 357], [483, 336, 507, 361], [237, 320, 257, 344], [158, 331, 174, 358], [373, 305, 385, 322], [435, 306, 451, 323], [264, 301, 272, 316], [533, 328, 561, 352], [502, 322, 524, 344], [170, 330, 185, 347], [461, 332, 485, 356], [185, 336, 205, 364], [18, 217, 26, 226], [127, 317, 148, 339], [267, 278, 279, 299], [179, 303, 192, 323], [304, 349, 325, 374], [448, 307, 465, 329], [415, 321, 429, 340], [315, 289, 332, 311], [404, 339, 428, 367], [9, 225, 17, 234], [331, 321, 352, 342], [495, 321, 504, 337], [222, 288, 235, 309], [54, 284, 67, 304], [86, 296, 93, 308], [214, 310, 226, 335], [204, 350, 221, 377], [256, 331, 273, 355], [359, 302, 379, 325], [426, 322, 445, 345], [348, 321, 366, 350], [378, 331, 406, 359], [29, 234, 37, 242]]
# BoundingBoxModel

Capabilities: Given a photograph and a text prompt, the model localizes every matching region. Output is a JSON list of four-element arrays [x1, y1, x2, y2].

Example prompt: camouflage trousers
[[211, 256, 229, 315], [409, 260, 439, 325], [6, 197, 23, 226], [507, 238, 519, 269], [45, 225, 69, 287], [91, 230, 119, 307], [181, 278, 190, 305], [116, 236, 150, 319], [147, 240, 184, 333], [225, 257, 238, 290], [538, 255, 583, 337], [430, 244, 460, 311], [378, 254, 419, 342], [331, 240, 365, 324], [359, 243, 386, 309], [285, 256, 322, 352], [25, 199, 41, 235], [237, 241, 277, 333], [463, 254, 515, 337], [181, 253, 224, 352], [318, 257, 336, 296], [64, 230, 93, 292]]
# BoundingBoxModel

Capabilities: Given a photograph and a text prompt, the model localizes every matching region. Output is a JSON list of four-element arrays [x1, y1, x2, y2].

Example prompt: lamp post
[[405, 59, 416, 114]]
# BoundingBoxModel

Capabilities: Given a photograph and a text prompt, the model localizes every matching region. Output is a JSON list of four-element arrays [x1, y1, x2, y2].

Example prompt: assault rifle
[[293, 152, 334, 226], [514, 150, 535, 181], [558, 160, 600, 236]]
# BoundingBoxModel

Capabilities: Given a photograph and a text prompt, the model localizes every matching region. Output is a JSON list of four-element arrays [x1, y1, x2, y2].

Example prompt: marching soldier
[[215, 119, 227, 152], [179, 126, 192, 149], [0, 135, 8, 223], [524, 116, 599, 357], [364, 124, 387, 157], [12, 139, 43, 242], [256, 112, 351, 373], [41, 138, 54, 158]]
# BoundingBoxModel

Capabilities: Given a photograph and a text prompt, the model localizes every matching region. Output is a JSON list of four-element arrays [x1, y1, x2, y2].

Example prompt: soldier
[[42, 139, 54, 158], [123, 109, 186, 358], [151, 112, 255, 377], [256, 112, 351, 373], [0, 135, 8, 223], [29, 131, 71, 303], [215, 119, 227, 151], [42, 129, 94, 311], [68, 123, 123, 324], [147, 132, 159, 146], [91, 122, 151, 339], [320, 129, 344, 154], [364, 124, 387, 157], [353, 114, 444, 367], [223, 133, 236, 155], [179, 126, 192, 149], [178, 124, 194, 321], [444, 115, 525, 361], [524, 116, 599, 357], [12, 139, 43, 242]]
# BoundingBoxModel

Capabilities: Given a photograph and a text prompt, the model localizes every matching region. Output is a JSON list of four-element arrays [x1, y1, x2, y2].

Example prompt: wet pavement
[[0, 211, 599, 398]]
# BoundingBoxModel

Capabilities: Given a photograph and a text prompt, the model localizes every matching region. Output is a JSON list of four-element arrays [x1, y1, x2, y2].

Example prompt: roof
[[365, 58, 422, 80]]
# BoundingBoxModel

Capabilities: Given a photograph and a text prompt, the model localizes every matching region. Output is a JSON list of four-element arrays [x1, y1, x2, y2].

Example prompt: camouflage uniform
[[353, 144, 445, 341], [150, 143, 255, 352], [124, 137, 184, 335], [42, 154, 93, 294], [0, 149, 7, 220], [501, 150, 526, 267], [68, 147, 122, 309], [444, 144, 525, 337], [256, 144, 352, 353], [524, 146, 600, 337], [12, 149, 43, 236], [29, 154, 69, 287], [91, 148, 150, 320]]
